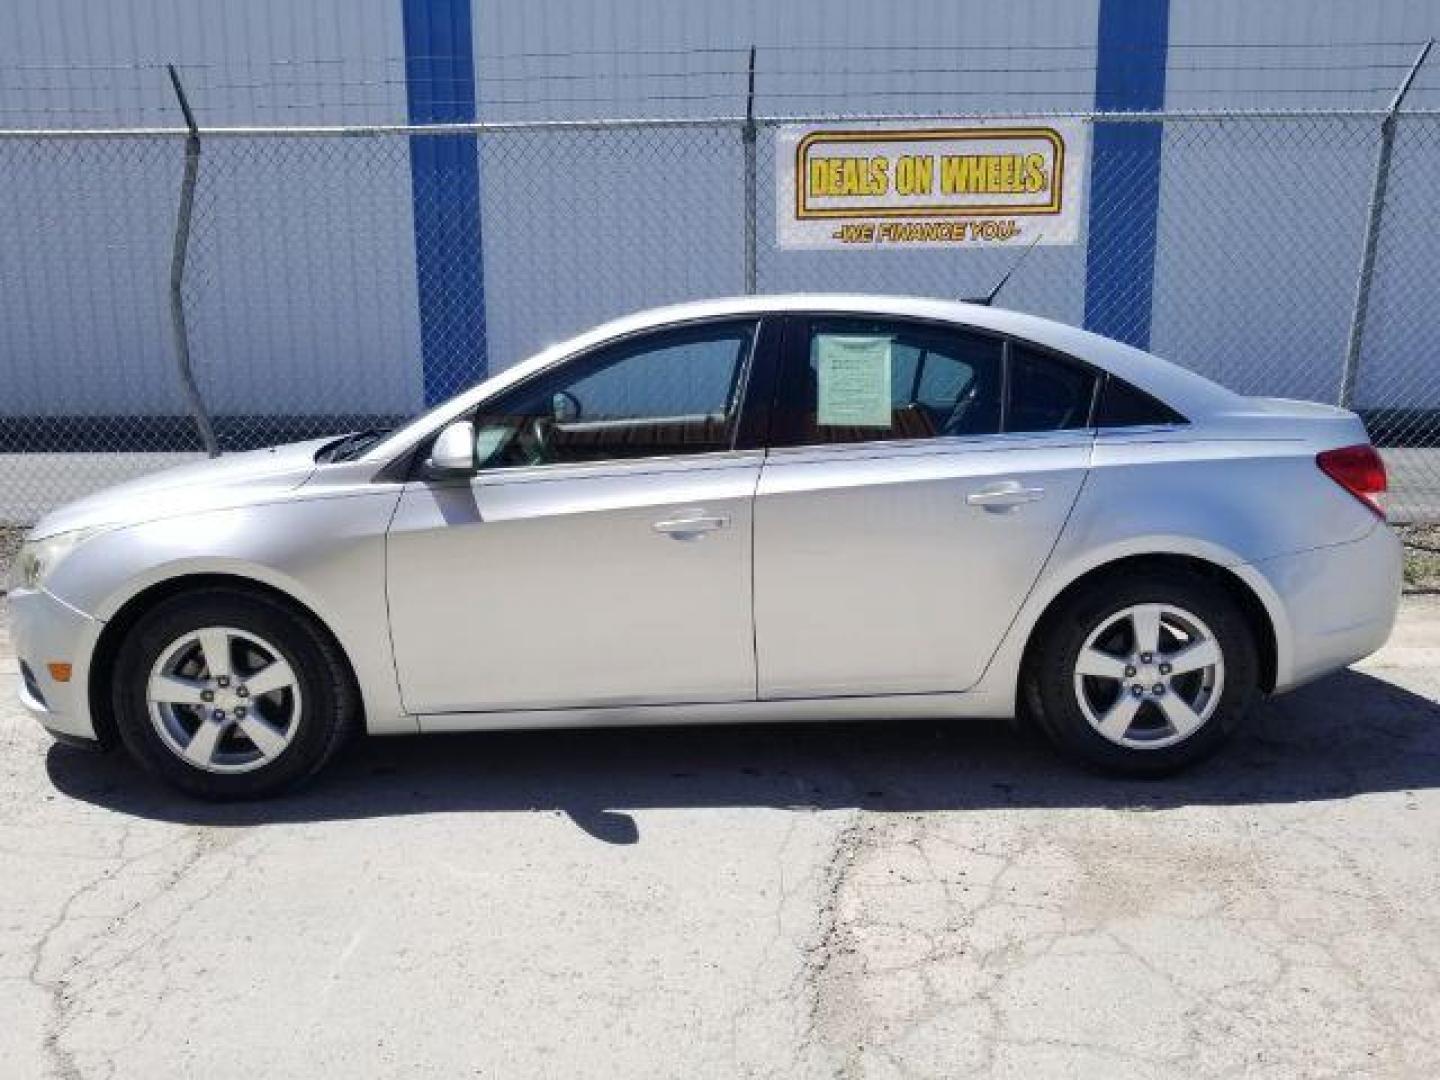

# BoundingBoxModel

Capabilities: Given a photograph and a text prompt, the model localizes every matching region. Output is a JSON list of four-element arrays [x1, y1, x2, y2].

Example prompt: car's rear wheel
[[112, 588, 357, 799], [1025, 567, 1260, 776]]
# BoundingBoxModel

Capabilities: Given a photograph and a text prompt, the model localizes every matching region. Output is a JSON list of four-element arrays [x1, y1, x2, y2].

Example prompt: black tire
[[1023, 566, 1260, 777], [112, 587, 358, 799]]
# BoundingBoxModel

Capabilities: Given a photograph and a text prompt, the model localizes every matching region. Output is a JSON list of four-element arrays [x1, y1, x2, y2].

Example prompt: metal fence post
[[166, 64, 219, 457], [742, 45, 757, 295], [1338, 39, 1432, 410]]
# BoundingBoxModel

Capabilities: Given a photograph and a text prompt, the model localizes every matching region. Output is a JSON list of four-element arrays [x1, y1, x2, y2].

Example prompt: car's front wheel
[[112, 587, 357, 799], [1025, 566, 1260, 776]]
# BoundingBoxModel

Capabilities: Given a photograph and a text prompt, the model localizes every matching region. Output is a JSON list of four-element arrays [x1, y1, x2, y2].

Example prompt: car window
[[469, 319, 756, 468], [562, 335, 742, 419], [1095, 375, 1187, 427], [774, 317, 1003, 447], [1007, 347, 1097, 432]]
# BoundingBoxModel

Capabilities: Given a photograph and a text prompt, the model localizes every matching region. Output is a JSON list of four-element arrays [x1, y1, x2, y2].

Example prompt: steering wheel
[[514, 414, 553, 465]]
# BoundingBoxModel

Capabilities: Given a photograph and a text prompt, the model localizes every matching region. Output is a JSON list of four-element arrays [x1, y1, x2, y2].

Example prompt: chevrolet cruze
[[6, 295, 1401, 798]]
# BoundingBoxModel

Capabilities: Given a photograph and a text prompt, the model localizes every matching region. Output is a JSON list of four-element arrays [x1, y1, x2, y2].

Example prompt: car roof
[[366, 294, 1240, 461]]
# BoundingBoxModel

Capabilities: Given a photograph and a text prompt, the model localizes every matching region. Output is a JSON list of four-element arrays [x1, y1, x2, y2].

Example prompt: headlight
[[6, 527, 104, 593]]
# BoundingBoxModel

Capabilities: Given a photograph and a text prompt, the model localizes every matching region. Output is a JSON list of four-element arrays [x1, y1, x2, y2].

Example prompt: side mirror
[[426, 420, 476, 476]]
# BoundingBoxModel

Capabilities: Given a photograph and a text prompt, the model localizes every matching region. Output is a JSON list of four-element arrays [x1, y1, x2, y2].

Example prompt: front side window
[[468, 320, 756, 468], [774, 317, 1004, 446]]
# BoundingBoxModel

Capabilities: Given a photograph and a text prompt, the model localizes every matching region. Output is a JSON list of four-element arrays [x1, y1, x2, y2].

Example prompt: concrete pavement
[[2, 598, 1439, 1078]]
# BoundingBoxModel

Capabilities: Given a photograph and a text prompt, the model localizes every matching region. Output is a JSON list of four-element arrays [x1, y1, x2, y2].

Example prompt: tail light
[[1316, 444, 1387, 518]]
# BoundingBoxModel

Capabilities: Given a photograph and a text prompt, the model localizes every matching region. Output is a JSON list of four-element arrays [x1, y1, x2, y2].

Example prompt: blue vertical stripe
[[403, 0, 486, 404], [1084, 0, 1170, 349]]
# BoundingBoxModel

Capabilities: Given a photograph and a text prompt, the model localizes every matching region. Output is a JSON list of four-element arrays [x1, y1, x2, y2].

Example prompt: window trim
[[404, 314, 774, 479], [770, 311, 1122, 451]]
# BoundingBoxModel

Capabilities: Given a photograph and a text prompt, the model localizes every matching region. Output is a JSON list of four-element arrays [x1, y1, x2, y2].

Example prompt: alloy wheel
[[146, 626, 302, 773], [1072, 603, 1225, 750]]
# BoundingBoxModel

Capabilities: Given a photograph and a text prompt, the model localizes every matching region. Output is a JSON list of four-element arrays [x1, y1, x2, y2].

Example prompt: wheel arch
[[1018, 553, 1280, 705], [88, 572, 363, 748]]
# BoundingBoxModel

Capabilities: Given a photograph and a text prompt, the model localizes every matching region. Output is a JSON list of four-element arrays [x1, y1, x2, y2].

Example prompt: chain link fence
[[2, 107, 1439, 522]]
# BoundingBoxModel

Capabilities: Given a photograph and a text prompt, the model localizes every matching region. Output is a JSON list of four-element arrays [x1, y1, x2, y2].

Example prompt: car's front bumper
[[5, 586, 104, 743], [1251, 520, 1403, 693]]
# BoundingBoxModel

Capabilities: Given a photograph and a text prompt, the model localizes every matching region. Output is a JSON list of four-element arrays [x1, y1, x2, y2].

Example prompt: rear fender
[[968, 532, 1294, 714]]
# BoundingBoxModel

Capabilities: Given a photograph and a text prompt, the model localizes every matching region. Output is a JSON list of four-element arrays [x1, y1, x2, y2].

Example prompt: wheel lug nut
[[1130, 685, 1144, 698], [1159, 663, 1172, 676], [211, 709, 226, 723], [234, 705, 247, 718], [236, 685, 249, 698], [1152, 683, 1166, 696], [1140, 652, 1153, 664], [1124, 665, 1136, 678], [217, 676, 230, 688], [201, 690, 214, 703]]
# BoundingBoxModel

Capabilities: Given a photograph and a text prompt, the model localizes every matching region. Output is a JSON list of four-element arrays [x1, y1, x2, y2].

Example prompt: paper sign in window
[[816, 335, 893, 427]]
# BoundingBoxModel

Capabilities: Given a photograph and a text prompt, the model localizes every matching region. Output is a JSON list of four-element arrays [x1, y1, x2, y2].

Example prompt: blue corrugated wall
[[403, 0, 488, 403], [1084, 0, 1171, 349]]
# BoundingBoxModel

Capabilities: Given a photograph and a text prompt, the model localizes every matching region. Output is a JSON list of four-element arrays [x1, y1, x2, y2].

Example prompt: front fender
[[45, 492, 412, 736]]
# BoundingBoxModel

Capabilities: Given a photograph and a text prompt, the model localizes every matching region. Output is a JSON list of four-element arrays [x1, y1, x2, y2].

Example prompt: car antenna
[[964, 233, 1042, 306]]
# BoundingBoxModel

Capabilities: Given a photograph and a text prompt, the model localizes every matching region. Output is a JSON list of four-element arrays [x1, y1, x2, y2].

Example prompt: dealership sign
[[776, 120, 1088, 249]]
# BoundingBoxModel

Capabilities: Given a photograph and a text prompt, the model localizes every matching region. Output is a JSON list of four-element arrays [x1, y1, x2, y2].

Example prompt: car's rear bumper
[[1250, 521, 1402, 693], [5, 586, 103, 743]]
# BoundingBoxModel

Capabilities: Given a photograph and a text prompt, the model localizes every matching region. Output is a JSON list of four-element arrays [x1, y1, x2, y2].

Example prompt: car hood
[[28, 438, 334, 539]]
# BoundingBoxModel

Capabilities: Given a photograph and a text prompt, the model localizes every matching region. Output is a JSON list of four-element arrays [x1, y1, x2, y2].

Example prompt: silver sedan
[[6, 295, 1401, 798]]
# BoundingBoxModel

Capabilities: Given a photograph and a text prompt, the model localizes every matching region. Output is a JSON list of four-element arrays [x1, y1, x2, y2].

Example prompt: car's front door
[[386, 317, 771, 715], [754, 314, 1096, 699]]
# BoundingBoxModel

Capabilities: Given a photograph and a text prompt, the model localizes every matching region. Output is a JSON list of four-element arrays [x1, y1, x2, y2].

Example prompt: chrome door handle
[[652, 513, 730, 540], [966, 480, 1046, 512]]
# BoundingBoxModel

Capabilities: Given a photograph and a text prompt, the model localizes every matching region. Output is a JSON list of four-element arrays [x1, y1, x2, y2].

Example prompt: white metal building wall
[[1154, 0, 1440, 405], [0, 0, 421, 418], [1, 0, 1438, 418], [472, 0, 1102, 372]]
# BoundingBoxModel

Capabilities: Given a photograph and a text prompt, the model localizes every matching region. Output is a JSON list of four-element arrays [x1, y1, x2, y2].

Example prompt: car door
[[754, 314, 1096, 699], [386, 316, 773, 715]]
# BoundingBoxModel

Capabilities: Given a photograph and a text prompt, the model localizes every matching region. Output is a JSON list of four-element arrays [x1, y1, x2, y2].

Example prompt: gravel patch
[[1399, 522, 1440, 594], [0, 525, 24, 592]]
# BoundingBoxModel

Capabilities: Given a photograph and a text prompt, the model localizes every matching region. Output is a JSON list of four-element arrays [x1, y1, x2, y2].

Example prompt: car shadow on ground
[[46, 668, 1440, 843]]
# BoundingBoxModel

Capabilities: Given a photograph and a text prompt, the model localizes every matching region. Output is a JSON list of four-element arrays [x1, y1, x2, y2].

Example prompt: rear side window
[[770, 316, 1179, 447], [772, 317, 1004, 447], [1095, 376, 1187, 427], [1007, 348, 1097, 432]]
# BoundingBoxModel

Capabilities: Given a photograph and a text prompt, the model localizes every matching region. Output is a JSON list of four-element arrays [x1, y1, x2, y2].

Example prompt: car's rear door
[[386, 316, 774, 715], [753, 313, 1095, 699]]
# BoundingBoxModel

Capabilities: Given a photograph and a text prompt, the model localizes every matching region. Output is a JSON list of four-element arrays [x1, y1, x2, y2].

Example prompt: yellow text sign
[[777, 121, 1089, 249]]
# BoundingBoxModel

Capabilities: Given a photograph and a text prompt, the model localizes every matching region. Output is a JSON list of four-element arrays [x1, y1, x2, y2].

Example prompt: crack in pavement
[[6, 598, 1440, 1078], [799, 802, 1440, 1079], [25, 825, 241, 1080]]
